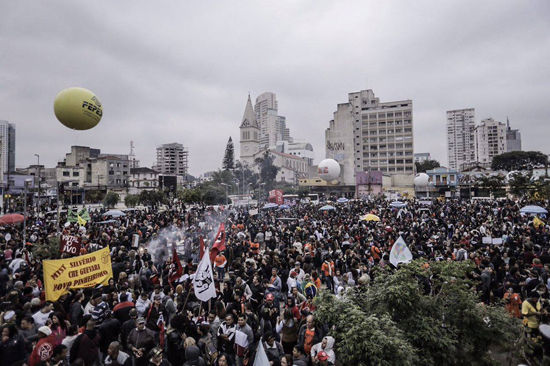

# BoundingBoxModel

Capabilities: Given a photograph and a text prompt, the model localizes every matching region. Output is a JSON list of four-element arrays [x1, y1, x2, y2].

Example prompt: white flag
[[192, 247, 217, 302], [389, 236, 413, 267], [253, 340, 270, 366]]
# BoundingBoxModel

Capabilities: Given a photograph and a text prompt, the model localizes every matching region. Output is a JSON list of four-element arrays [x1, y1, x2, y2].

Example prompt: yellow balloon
[[54, 87, 103, 130]]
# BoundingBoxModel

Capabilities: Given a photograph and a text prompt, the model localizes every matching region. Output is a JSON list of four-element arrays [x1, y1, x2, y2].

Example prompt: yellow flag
[[43, 246, 113, 301], [534, 216, 544, 228], [77, 215, 87, 226]]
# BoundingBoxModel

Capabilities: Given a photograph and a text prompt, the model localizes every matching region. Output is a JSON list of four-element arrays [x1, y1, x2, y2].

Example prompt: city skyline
[[1, 1, 549, 176]]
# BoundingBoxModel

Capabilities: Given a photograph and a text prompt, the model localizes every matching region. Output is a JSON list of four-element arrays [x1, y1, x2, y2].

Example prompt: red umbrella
[[0, 214, 25, 225]]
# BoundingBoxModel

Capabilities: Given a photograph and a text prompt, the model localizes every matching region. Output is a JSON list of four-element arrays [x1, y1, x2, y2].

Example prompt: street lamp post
[[34, 154, 40, 215], [23, 179, 31, 244], [221, 183, 228, 205]]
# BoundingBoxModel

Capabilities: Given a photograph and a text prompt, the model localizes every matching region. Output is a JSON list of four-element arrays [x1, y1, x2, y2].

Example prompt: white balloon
[[414, 173, 429, 187], [318, 159, 341, 181]]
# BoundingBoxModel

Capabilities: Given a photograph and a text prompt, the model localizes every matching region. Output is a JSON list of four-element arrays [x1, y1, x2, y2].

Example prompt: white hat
[[38, 326, 52, 336]]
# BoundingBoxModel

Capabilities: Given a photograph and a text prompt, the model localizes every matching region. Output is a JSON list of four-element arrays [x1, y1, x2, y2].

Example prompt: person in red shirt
[[503, 287, 522, 318], [214, 252, 227, 280], [28, 326, 57, 366]]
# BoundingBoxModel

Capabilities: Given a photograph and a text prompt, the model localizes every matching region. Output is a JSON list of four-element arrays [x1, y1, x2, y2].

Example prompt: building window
[[73, 172, 79, 177], [63, 171, 70, 177]]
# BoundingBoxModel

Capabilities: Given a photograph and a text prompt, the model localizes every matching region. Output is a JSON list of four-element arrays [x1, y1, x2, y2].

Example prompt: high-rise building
[[154, 143, 189, 176], [254, 92, 290, 149], [325, 89, 414, 185], [0, 120, 16, 173], [446, 108, 476, 171], [414, 153, 431, 163], [475, 118, 507, 165], [506, 117, 522, 152]]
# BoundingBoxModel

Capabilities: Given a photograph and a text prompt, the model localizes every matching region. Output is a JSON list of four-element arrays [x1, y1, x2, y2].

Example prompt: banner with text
[[43, 246, 113, 301], [60, 235, 82, 256]]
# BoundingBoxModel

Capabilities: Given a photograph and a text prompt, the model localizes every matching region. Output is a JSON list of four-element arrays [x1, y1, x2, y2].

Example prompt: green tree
[[102, 191, 120, 208], [508, 172, 533, 198], [124, 194, 140, 208], [297, 186, 311, 199], [222, 136, 235, 171], [316, 260, 522, 366], [234, 160, 259, 194], [179, 188, 202, 204], [415, 159, 441, 173], [491, 151, 548, 172], [476, 175, 505, 198], [255, 151, 280, 190], [139, 190, 166, 208]]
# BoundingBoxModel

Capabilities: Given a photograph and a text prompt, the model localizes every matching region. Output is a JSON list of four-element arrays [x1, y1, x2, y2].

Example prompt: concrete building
[[475, 118, 507, 165], [446, 108, 476, 171], [129, 167, 159, 193], [91, 156, 131, 189], [154, 143, 189, 176], [254, 92, 290, 149], [271, 141, 315, 166], [250, 150, 309, 183], [65, 146, 101, 167], [414, 153, 431, 163], [506, 118, 522, 152], [325, 89, 414, 186], [0, 120, 16, 174]]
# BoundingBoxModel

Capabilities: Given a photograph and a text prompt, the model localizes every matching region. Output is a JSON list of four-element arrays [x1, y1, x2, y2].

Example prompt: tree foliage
[[316, 260, 522, 366], [255, 151, 280, 190], [124, 194, 140, 208], [102, 191, 120, 208], [415, 159, 441, 173], [222, 137, 235, 171], [491, 151, 548, 171], [139, 190, 166, 208]]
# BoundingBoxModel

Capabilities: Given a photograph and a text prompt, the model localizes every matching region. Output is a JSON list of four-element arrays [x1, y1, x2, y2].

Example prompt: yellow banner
[[43, 246, 113, 301]]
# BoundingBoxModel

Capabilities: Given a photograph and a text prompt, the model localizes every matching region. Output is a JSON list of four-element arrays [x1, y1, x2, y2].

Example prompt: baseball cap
[[136, 317, 146, 324], [317, 351, 329, 361], [38, 326, 52, 336]]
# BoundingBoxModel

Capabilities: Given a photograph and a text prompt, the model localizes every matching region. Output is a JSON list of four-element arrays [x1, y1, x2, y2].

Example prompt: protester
[[0, 196, 548, 365]]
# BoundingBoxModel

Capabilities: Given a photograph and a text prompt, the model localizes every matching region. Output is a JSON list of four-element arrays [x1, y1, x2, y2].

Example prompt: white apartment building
[[475, 118, 507, 165], [254, 92, 290, 149], [0, 120, 16, 174], [154, 143, 189, 176], [325, 89, 414, 185], [446, 108, 476, 171]]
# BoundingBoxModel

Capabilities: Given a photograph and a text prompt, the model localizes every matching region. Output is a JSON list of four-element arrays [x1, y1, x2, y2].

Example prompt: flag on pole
[[253, 340, 270, 366], [534, 216, 545, 228], [209, 223, 226, 263], [389, 236, 413, 267], [199, 235, 205, 260], [193, 247, 217, 302], [77, 215, 87, 226], [169, 248, 183, 285]]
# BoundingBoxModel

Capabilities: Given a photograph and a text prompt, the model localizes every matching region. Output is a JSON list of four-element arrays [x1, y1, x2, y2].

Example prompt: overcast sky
[[1, 1, 549, 176]]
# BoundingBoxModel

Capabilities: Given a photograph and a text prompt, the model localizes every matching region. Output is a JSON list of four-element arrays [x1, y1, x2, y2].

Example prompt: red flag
[[169, 248, 183, 285], [199, 235, 205, 260], [209, 223, 226, 263]]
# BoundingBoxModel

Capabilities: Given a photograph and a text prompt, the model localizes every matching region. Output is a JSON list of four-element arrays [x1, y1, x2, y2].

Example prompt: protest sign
[[43, 246, 113, 301], [60, 235, 81, 255]]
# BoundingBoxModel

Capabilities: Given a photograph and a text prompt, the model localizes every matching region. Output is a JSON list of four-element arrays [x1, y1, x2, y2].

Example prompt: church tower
[[239, 94, 260, 165]]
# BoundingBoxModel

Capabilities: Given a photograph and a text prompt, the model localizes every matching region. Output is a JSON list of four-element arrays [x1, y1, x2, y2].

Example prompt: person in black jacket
[[120, 309, 138, 352], [98, 311, 121, 362], [0, 324, 27, 366]]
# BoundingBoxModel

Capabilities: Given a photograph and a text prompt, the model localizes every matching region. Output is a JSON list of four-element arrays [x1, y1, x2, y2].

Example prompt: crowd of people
[[0, 196, 548, 366]]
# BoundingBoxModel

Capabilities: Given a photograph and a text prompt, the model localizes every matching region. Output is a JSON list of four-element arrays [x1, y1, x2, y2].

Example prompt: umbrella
[[278, 205, 291, 210], [104, 210, 126, 217], [520, 205, 548, 215], [390, 201, 407, 208], [0, 214, 25, 225], [337, 198, 349, 203], [262, 203, 278, 209], [319, 205, 336, 211], [360, 213, 380, 222]]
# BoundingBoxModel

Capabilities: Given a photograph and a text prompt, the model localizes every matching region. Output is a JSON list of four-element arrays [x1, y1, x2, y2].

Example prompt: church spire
[[240, 94, 259, 128]]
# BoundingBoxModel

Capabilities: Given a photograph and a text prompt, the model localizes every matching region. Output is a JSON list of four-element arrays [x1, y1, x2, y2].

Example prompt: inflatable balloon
[[414, 173, 429, 187], [54, 87, 102, 130], [317, 159, 341, 181]]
